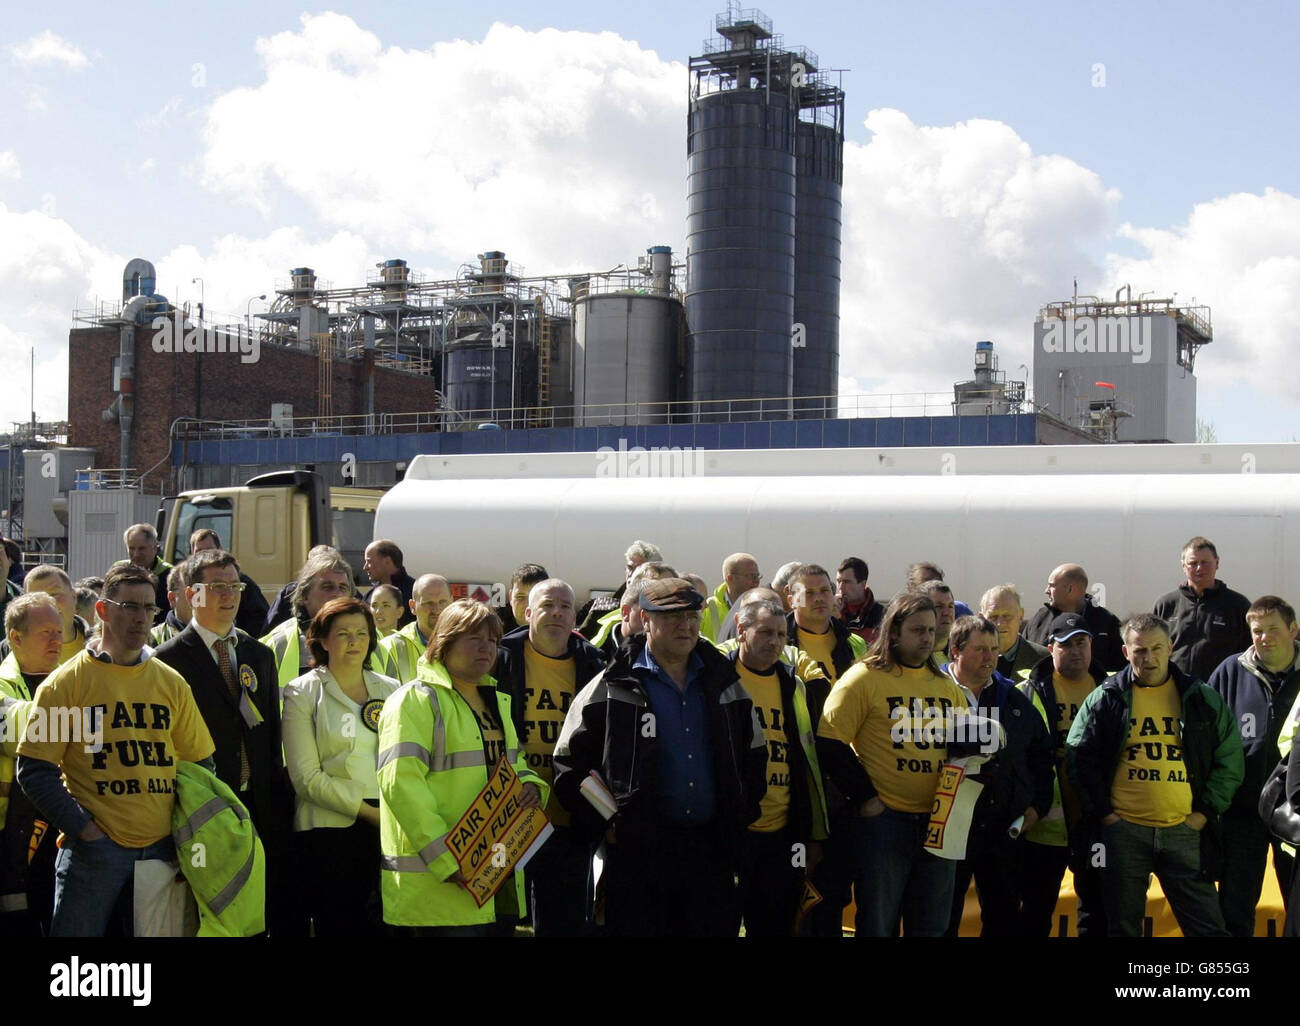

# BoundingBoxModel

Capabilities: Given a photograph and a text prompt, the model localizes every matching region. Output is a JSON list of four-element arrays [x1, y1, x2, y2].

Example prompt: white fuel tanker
[[372, 442, 1300, 615]]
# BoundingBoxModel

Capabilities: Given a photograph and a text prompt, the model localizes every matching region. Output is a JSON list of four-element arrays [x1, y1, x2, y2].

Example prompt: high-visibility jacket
[[699, 583, 732, 644], [377, 621, 428, 683], [1280, 689, 1300, 760], [377, 658, 548, 927], [263, 618, 389, 703], [172, 760, 266, 937], [0, 654, 34, 831], [590, 608, 622, 651]]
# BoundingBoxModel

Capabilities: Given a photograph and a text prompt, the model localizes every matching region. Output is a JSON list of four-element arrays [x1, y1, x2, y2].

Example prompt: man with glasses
[[190, 528, 269, 638], [261, 550, 356, 693], [1154, 536, 1252, 682], [554, 578, 767, 936], [16, 564, 214, 936], [699, 553, 762, 643]]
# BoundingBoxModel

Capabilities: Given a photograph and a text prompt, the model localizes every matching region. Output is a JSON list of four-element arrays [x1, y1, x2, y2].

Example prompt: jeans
[[1218, 808, 1281, 937], [1100, 818, 1227, 937], [51, 833, 177, 938], [850, 809, 955, 937], [738, 826, 805, 938]]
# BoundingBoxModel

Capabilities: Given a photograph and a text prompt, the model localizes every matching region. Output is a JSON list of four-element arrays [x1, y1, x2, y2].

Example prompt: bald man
[[1022, 564, 1125, 671], [700, 553, 762, 643]]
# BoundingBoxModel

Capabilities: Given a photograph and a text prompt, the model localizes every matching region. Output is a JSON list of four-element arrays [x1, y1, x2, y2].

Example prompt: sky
[[0, 0, 1297, 441]]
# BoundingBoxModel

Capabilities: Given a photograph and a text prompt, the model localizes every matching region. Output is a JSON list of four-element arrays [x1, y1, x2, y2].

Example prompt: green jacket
[[377, 659, 547, 927], [172, 760, 266, 937]]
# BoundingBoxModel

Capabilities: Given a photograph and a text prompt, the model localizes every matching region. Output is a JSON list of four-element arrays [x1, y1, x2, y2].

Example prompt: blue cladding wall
[[173, 415, 1039, 467]]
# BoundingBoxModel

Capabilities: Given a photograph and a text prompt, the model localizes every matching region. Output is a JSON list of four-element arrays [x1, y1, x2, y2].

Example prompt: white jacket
[[282, 666, 400, 831]]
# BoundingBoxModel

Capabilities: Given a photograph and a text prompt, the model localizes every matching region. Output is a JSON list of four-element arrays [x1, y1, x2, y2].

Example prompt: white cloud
[[0, 202, 122, 425], [839, 109, 1120, 398], [1105, 188, 1300, 401], [24, 88, 47, 113], [0, 151, 19, 180], [10, 30, 90, 70], [137, 158, 157, 176], [199, 14, 686, 269]]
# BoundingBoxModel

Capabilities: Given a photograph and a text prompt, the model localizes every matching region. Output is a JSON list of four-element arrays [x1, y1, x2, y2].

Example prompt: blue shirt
[[635, 645, 716, 825]]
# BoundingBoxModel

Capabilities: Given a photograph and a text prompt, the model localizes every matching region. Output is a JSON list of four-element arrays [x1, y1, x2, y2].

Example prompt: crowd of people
[[0, 523, 1296, 939]]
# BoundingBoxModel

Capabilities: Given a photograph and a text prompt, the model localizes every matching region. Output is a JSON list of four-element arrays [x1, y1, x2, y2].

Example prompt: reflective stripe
[[434, 750, 486, 772], [380, 854, 427, 873], [377, 741, 433, 772], [420, 836, 449, 864], [505, 747, 519, 765], [175, 796, 244, 845], [718, 681, 749, 706], [208, 845, 256, 916]]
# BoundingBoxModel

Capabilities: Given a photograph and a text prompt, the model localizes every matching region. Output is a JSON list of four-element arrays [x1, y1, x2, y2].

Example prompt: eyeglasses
[[103, 598, 161, 618], [194, 582, 247, 596]]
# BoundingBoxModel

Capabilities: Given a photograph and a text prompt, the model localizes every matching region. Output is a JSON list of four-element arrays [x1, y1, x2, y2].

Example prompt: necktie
[[215, 639, 251, 789]]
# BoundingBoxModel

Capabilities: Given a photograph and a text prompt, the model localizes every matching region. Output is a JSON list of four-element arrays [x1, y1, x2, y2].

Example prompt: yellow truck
[[158, 471, 383, 601]]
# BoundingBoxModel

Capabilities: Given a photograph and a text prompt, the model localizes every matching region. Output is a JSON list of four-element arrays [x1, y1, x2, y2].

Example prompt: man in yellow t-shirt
[[495, 578, 606, 936], [817, 591, 967, 937], [16, 564, 215, 937], [1065, 613, 1242, 937], [732, 596, 828, 937]]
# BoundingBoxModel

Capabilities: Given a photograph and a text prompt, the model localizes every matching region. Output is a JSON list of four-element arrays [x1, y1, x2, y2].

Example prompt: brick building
[[68, 323, 440, 491]]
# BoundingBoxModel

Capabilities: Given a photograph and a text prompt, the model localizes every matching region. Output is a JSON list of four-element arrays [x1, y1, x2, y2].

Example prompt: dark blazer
[[154, 624, 288, 847]]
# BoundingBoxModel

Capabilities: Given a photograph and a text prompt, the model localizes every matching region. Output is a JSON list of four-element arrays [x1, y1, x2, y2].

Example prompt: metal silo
[[686, 8, 796, 421], [793, 88, 844, 419], [573, 248, 682, 426]]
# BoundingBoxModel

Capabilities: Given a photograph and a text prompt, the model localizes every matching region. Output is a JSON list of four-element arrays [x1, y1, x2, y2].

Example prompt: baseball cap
[[1049, 612, 1092, 643], [639, 578, 705, 613]]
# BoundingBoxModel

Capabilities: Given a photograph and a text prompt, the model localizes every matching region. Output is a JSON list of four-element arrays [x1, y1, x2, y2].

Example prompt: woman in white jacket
[[283, 596, 399, 935]]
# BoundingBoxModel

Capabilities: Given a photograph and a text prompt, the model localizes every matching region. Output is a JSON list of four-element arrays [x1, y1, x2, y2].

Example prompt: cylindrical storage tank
[[647, 245, 673, 294], [444, 338, 515, 425], [686, 89, 796, 422], [547, 316, 575, 426], [793, 119, 843, 420], [573, 293, 680, 426]]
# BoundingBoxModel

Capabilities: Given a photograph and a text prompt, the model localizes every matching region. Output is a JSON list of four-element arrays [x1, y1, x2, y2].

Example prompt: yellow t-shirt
[[17, 651, 215, 848], [797, 626, 840, 685], [1052, 671, 1098, 754], [818, 662, 967, 813], [1110, 680, 1193, 827], [738, 661, 792, 832], [58, 636, 86, 667], [521, 642, 576, 827], [452, 681, 507, 767]]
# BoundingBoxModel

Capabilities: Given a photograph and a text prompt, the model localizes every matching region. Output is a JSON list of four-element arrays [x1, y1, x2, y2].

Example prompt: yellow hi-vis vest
[[0, 654, 34, 831], [377, 621, 427, 684], [1017, 681, 1068, 847], [699, 583, 732, 644], [377, 658, 548, 927], [172, 760, 266, 937], [591, 608, 622, 650], [1279, 689, 1300, 760]]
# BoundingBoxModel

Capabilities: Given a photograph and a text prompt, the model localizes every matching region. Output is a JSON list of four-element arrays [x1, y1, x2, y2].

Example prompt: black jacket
[[577, 582, 625, 641], [997, 636, 1050, 681], [153, 624, 289, 847], [263, 581, 297, 634], [1023, 597, 1125, 672], [1153, 580, 1252, 682], [552, 635, 766, 855], [495, 626, 608, 747], [234, 572, 270, 639], [1207, 646, 1300, 817], [948, 670, 1055, 847]]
